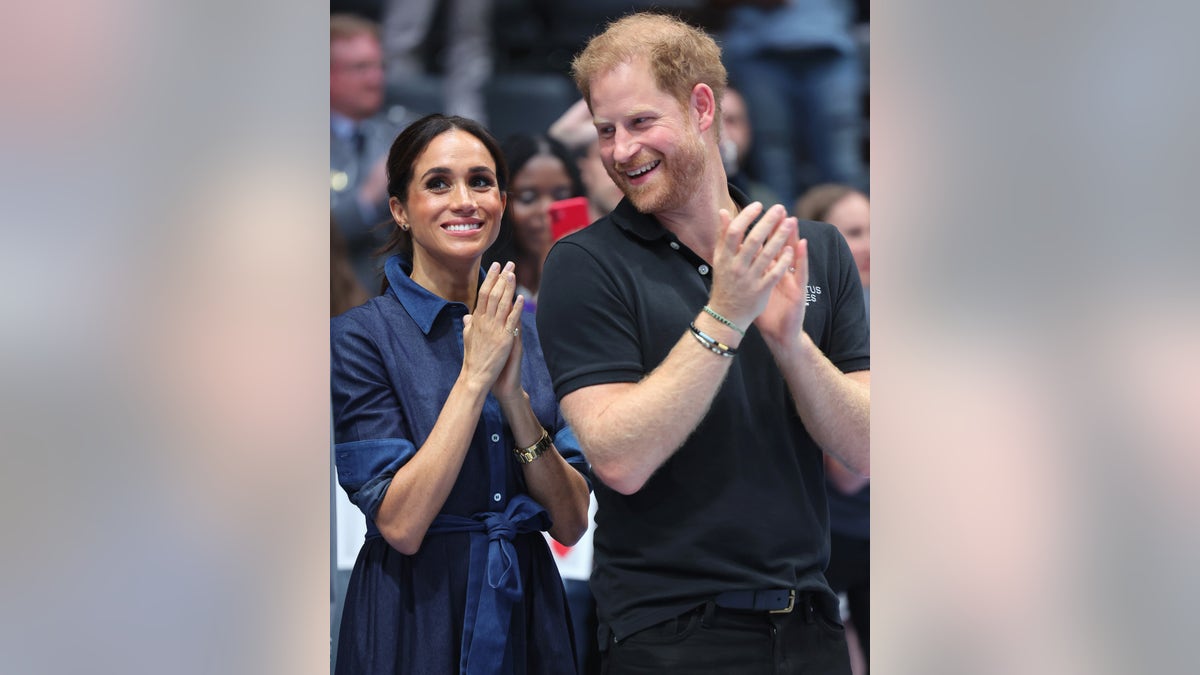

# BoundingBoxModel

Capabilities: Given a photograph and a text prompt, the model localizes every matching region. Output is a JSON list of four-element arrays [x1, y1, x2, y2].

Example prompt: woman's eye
[[425, 177, 449, 190], [552, 188, 573, 201], [470, 175, 495, 189]]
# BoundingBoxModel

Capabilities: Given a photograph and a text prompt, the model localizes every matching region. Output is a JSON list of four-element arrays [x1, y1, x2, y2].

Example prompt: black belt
[[713, 588, 797, 614]]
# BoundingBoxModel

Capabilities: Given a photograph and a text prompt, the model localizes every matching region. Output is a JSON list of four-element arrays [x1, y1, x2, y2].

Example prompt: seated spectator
[[796, 183, 870, 308], [797, 181, 872, 672], [330, 13, 413, 290], [485, 134, 584, 309], [548, 99, 624, 225], [721, 86, 780, 207]]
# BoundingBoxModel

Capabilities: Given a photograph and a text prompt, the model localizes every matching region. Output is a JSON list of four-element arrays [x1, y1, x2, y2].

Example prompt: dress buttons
[[493, 492, 502, 502], [698, 264, 710, 275], [669, 241, 680, 250], [491, 433, 501, 442]]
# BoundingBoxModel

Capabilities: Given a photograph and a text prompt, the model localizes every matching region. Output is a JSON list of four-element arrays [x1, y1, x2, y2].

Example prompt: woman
[[484, 134, 584, 308], [796, 182, 871, 671], [331, 114, 591, 675], [795, 184, 870, 298]]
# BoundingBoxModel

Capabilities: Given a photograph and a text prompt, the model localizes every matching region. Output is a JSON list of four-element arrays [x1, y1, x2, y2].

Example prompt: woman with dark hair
[[484, 134, 585, 309], [331, 114, 591, 675]]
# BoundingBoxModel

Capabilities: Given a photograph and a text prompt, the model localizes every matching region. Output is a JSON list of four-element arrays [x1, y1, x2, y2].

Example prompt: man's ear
[[691, 83, 717, 134]]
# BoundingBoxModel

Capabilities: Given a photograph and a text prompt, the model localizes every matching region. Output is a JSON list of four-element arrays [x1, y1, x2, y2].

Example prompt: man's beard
[[611, 131, 707, 214]]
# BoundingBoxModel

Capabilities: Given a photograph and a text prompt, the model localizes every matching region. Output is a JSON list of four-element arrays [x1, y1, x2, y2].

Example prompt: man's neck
[[655, 159, 740, 263]]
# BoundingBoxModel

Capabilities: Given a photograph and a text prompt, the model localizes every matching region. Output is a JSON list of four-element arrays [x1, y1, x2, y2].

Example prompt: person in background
[[796, 182, 871, 672], [484, 134, 584, 310], [330, 14, 411, 290], [796, 183, 870, 310], [331, 113, 591, 674], [720, 85, 780, 207], [549, 99, 626, 225], [485, 131, 599, 674], [538, 13, 869, 674], [718, 0, 868, 203]]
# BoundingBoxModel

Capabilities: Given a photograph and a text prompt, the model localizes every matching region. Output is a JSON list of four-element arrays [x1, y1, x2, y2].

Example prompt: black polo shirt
[[536, 185, 869, 641]]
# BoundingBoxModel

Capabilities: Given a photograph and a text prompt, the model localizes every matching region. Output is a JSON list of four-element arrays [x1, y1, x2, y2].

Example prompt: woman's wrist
[[500, 393, 545, 448]]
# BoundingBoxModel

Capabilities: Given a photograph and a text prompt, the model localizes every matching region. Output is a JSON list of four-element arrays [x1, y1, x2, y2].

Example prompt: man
[[536, 13, 870, 674], [330, 14, 408, 290]]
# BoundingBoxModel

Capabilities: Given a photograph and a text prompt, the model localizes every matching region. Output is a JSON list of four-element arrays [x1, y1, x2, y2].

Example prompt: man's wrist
[[693, 311, 744, 349]]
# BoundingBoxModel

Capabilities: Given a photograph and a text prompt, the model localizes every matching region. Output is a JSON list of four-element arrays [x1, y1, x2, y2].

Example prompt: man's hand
[[709, 202, 797, 330], [755, 225, 808, 348]]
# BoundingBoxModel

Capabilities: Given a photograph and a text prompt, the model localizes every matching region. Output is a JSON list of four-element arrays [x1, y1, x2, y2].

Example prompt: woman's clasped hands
[[461, 261, 526, 400]]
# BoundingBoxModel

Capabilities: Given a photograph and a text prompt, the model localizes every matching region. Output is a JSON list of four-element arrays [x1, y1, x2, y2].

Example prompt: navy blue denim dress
[[332, 255, 587, 674]]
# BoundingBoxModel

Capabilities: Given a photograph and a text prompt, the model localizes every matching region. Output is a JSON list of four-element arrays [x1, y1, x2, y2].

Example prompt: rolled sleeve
[[332, 313, 418, 521], [335, 438, 417, 520]]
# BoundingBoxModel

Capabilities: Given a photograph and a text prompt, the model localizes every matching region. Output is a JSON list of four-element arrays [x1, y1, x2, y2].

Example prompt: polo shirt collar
[[384, 255, 485, 336], [609, 183, 754, 241]]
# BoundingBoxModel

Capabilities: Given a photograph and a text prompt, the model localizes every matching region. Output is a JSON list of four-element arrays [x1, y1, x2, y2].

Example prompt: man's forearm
[[769, 332, 870, 475], [561, 316, 740, 494]]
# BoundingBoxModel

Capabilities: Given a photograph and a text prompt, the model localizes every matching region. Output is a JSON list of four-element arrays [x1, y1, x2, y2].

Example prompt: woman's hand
[[461, 261, 525, 392], [492, 313, 526, 405]]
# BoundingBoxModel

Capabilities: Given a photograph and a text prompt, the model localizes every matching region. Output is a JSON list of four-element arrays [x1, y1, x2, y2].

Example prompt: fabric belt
[[713, 588, 797, 614], [426, 494, 551, 674]]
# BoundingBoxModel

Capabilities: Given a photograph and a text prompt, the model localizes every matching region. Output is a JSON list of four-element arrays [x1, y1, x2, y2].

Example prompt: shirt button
[[493, 492, 502, 502], [491, 433, 500, 443], [669, 241, 680, 250], [698, 264, 710, 275]]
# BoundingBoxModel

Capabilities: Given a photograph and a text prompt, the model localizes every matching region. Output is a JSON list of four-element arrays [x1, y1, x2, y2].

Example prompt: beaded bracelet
[[689, 322, 738, 357], [702, 305, 746, 336]]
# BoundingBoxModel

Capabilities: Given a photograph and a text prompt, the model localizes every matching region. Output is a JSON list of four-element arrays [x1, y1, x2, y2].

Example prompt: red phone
[[549, 196, 591, 241]]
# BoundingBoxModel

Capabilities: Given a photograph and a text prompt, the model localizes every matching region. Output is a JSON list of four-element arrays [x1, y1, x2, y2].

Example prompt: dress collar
[[384, 255, 485, 335]]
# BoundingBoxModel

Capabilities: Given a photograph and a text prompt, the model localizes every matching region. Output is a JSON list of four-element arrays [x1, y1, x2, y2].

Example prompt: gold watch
[[513, 428, 552, 464]]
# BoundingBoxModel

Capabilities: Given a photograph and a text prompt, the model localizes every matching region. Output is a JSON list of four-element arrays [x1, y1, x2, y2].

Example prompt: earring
[[400, 222, 409, 232]]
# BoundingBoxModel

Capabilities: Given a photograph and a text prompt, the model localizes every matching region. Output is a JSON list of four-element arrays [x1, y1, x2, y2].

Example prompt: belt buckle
[[769, 589, 795, 614]]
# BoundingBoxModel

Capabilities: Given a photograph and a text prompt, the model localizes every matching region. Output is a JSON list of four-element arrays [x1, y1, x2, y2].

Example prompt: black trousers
[[599, 592, 852, 675], [824, 531, 870, 665]]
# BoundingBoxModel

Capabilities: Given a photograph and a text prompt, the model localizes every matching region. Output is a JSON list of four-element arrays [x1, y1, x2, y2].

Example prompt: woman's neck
[[410, 253, 481, 309]]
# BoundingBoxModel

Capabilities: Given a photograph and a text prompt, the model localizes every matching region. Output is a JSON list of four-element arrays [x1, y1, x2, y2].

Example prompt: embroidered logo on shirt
[[805, 285, 823, 306]]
